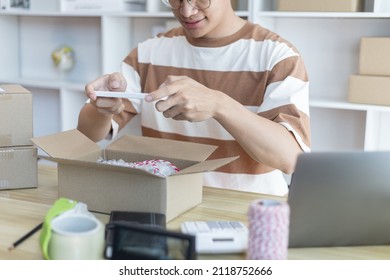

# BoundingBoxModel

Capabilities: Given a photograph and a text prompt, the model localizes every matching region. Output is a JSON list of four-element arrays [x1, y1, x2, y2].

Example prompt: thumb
[[109, 72, 127, 92]]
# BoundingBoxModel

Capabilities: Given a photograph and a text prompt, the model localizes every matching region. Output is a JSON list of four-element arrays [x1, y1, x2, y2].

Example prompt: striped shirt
[[112, 21, 311, 196]]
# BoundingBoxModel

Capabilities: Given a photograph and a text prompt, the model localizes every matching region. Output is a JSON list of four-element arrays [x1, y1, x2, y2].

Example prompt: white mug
[[48, 215, 105, 260]]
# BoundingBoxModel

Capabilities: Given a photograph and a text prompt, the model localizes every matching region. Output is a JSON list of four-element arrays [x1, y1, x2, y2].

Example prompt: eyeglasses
[[161, 0, 211, 10]]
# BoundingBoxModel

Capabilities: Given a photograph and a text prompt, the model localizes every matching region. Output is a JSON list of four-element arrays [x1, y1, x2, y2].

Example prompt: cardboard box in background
[[0, 84, 33, 147], [348, 74, 390, 106], [277, 0, 364, 12], [365, 0, 390, 12], [32, 129, 237, 222], [0, 146, 38, 190], [359, 37, 390, 76], [59, 0, 123, 11], [59, 0, 146, 12]]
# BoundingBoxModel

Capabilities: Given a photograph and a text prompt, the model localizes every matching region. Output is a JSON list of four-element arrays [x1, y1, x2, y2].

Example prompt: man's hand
[[85, 72, 127, 116], [145, 75, 222, 122]]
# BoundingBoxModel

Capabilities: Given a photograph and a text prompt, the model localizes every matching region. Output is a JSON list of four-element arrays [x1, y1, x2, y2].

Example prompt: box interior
[[32, 129, 238, 178]]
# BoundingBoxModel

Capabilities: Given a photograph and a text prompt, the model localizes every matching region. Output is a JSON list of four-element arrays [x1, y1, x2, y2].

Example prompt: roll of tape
[[247, 199, 290, 260], [40, 198, 105, 260], [49, 214, 104, 260]]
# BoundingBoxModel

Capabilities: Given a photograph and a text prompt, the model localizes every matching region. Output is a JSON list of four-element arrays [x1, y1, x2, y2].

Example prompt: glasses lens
[[162, 0, 210, 10], [189, 0, 210, 9]]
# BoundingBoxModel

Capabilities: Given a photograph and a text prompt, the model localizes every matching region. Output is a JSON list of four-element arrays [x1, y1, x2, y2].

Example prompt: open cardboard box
[[32, 129, 238, 221]]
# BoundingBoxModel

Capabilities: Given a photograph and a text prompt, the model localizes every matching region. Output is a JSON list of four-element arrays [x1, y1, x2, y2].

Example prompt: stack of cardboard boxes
[[0, 84, 38, 190], [348, 37, 390, 106]]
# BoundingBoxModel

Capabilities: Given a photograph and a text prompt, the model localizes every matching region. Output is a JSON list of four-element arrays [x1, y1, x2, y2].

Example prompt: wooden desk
[[1, 163, 390, 260]]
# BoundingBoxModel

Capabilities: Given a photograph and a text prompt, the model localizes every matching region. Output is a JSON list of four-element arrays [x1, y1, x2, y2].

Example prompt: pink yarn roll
[[247, 199, 290, 260]]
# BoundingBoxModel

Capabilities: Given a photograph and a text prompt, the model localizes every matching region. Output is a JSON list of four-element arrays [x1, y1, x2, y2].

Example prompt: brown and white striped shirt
[[112, 21, 311, 195]]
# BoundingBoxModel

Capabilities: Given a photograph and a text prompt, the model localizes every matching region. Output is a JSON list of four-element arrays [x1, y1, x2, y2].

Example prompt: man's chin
[[183, 28, 208, 39]]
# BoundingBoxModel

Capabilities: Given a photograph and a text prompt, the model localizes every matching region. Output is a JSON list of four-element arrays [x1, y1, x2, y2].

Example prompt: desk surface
[[1, 163, 390, 260]]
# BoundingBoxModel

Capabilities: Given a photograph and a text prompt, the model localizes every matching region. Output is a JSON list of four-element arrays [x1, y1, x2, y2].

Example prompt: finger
[[95, 96, 122, 107], [85, 73, 126, 101], [154, 94, 181, 113], [172, 113, 190, 121], [162, 107, 175, 118], [145, 85, 176, 102], [161, 105, 185, 120], [96, 101, 125, 115], [85, 82, 101, 101], [145, 75, 187, 102], [96, 108, 113, 116], [96, 107, 123, 116], [86, 88, 97, 101], [108, 72, 127, 92], [85, 74, 112, 101]]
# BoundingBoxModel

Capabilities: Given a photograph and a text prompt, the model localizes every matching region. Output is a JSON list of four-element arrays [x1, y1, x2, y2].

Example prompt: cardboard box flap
[[31, 129, 100, 159], [108, 134, 218, 162], [0, 84, 30, 94], [178, 156, 239, 175]]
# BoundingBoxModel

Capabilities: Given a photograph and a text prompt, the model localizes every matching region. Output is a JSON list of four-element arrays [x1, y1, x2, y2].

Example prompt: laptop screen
[[288, 151, 390, 248]]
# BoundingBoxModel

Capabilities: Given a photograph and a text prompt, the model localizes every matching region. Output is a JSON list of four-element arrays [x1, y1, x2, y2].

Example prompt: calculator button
[[230, 221, 244, 229], [219, 221, 233, 230], [206, 221, 219, 230], [195, 221, 210, 232], [183, 222, 198, 233]]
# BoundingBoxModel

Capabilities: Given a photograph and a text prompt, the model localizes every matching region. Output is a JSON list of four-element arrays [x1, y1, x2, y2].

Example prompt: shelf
[[257, 11, 390, 18], [0, 10, 172, 17], [310, 98, 390, 112], [0, 78, 85, 91], [0, 10, 249, 18]]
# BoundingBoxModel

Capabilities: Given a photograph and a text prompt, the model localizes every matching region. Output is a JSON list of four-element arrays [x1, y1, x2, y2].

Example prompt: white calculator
[[181, 221, 248, 254]]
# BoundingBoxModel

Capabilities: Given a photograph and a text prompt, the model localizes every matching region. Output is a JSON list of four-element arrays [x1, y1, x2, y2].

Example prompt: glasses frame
[[161, 0, 211, 10]]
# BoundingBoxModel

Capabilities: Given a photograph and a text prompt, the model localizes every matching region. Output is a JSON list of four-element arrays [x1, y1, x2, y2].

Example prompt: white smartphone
[[95, 91, 146, 99]]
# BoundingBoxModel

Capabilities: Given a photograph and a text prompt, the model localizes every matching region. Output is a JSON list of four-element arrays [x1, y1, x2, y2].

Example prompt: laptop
[[288, 150, 390, 248]]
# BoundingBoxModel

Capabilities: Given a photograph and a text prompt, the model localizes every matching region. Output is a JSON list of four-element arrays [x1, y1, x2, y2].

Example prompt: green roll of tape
[[40, 198, 77, 260]]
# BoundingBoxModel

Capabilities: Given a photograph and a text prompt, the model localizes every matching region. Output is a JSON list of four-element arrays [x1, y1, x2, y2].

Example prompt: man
[[78, 0, 311, 195]]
